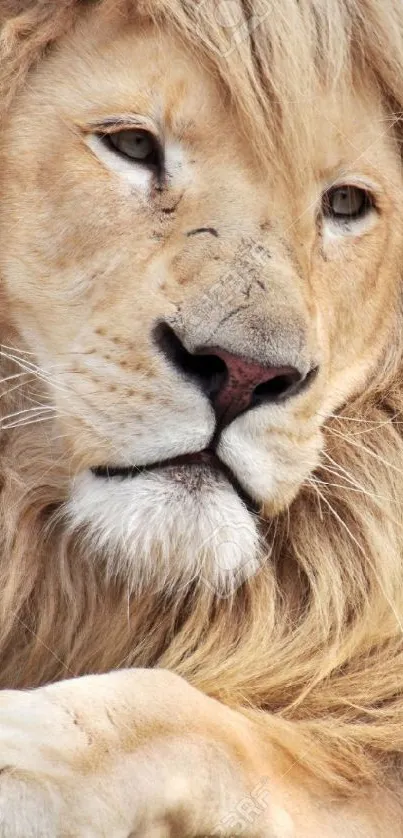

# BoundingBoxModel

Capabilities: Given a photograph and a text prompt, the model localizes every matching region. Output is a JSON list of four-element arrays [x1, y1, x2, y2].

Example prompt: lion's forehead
[[11, 12, 399, 198]]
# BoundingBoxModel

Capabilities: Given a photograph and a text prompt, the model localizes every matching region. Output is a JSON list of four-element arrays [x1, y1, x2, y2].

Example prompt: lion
[[0, 0, 403, 834]]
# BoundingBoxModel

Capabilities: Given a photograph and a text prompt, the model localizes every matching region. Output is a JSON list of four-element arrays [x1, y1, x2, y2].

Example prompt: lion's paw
[[0, 687, 131, 837], [0, 673, 266, 838]]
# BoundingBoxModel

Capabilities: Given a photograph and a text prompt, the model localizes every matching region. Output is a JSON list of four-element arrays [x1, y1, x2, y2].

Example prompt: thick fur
[[1, 0, 403, 834]]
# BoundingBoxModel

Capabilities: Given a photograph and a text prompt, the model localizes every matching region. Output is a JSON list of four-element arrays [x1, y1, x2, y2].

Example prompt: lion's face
[[1, 13, 403, 592]]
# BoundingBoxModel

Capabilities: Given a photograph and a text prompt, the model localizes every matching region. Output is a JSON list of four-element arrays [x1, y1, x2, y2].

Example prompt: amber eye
[[322, 185, 373, 221], [104, 129, 162, 168]]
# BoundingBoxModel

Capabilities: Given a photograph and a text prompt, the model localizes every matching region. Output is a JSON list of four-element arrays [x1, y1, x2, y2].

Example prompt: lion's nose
[[195, 346, 304, 424], [154, 323, 313, 426]]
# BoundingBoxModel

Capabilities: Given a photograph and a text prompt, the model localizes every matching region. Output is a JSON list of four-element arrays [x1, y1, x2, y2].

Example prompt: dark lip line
[[91, 451, 257, 512], [91, 451, 216, 480]]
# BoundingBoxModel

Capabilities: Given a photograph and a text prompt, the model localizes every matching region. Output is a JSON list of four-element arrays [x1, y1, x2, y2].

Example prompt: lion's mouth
[[91, 449, 220, 479], [91, 450, 255, 508]]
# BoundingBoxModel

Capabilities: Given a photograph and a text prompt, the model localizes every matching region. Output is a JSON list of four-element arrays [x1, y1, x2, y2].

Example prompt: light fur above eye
[[322, 185, 375, 221]]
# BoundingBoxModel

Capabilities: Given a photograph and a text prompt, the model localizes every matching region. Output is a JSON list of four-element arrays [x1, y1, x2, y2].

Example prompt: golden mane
[[1, 0, 403, 798]]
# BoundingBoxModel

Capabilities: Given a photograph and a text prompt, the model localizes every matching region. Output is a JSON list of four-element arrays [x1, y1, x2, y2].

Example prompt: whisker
[[326, 412, 399, 424], [0, 378, 37, 400], [321, 452, 368, 488], [334, 418, 400, 437], [311, 483, 403, 634], [320, 452, 394, 505], [0, 371, 32, 384], [326, 427, 403, 479], [0, 343, 38, 357], [0, 350, 70, 394], [1, 415, 59, 431], [0, 405, 56, 422], [311, 475, 395, 509]]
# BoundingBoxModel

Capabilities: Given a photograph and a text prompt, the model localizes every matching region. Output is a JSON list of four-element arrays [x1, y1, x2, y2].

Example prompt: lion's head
[[2, 0, 403, 594], [2, 0, 403, 792]]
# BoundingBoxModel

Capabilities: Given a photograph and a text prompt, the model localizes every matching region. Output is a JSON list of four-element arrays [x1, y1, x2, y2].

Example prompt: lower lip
[[91, 450, 221, 480], [91, 451, 256, 510]]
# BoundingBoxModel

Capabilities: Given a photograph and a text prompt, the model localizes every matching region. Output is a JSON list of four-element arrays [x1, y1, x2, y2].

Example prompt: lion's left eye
[[104, 129, 161, 167], [322, 185, 373, 221]]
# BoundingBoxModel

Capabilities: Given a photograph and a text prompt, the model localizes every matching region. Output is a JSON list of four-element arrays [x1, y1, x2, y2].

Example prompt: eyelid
[[79, 115, 161, 140], [323, 175, 381, 201]]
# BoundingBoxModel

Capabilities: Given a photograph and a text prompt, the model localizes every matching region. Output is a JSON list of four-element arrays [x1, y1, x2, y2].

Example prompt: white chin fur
[[66, 467, 263, 596]]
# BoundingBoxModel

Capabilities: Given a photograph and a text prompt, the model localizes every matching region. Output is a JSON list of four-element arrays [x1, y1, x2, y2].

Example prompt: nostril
[[153, 322, 227, 396], [153, 320, 318, 426], [252, 364, 319, 408], [252, 368, 303, 406], [193, 353, 227, 398]]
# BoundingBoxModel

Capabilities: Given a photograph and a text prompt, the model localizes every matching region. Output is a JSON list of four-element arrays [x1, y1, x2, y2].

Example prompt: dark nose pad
[[195, 346, 305, 425], [154, 323, 314, 426]]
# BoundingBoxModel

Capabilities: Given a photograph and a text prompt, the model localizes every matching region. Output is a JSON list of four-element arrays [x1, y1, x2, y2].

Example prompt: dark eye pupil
[[323, 185, 371, 220], [106, 129, 160, 166]]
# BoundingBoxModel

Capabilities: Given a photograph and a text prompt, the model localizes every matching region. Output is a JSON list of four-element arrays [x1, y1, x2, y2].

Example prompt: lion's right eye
[[103, 129, 162, 170], [322, 185, 374, 221]]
